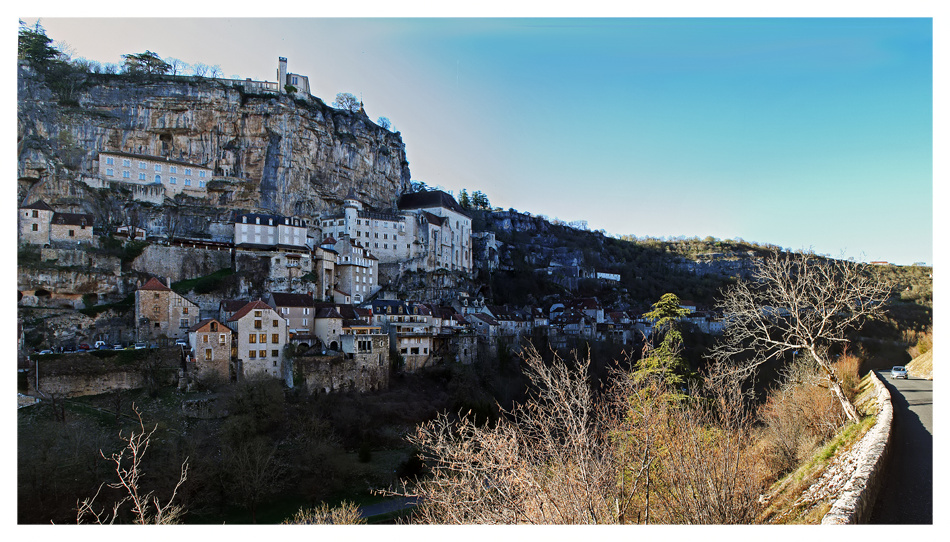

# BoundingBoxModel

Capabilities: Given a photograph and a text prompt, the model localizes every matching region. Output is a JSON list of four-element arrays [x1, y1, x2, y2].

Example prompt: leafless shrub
[[76, 406, 188, 524], [401, 345, 628, 524], [282, 501, 365, 524], [398, 345, 766, 524]]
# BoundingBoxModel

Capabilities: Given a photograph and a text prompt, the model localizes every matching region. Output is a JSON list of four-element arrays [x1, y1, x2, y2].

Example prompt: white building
[[98, 151, 212, 199]]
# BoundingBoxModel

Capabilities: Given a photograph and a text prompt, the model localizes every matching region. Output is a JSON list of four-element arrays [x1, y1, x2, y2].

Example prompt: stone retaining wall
[[821, 371, 893, 524]]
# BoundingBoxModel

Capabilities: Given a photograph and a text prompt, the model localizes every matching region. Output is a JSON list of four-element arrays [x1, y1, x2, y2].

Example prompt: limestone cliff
[[17, 61, 411, 218]]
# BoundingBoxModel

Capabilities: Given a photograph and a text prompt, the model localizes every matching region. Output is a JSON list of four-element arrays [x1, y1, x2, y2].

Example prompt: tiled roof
[[220, 298, 249, 312], [139, 277, 171, 291], [188, 318, 231, 333], [227, 300, 275, 322], [20, 200, 53, 211], [397, 190, 470, 218], [315, 307, 344, 319], [268, 292, 314, 308], [51, 212, 93, 226]]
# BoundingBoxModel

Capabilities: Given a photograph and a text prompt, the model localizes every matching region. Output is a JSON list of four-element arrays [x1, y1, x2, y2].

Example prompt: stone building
[[227, 300, 288, 382], [188, 318, 233, 381], [264, 292, 315, 338], [98, 150, 212, 199], [49, 212, 95, 244], [135, 277, 199, 342], [18, 200, 54, 245], [330, 236, 380, 304], [319, 189, 473, 275]]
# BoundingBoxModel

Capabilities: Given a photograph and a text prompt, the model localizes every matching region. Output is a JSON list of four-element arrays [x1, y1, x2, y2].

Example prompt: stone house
[[228, 300, 288, 381], [49, 212, 94, 244], [313, 306, 345, 352], [468, 312, 500, 340], [18, 200, 54, 245], [331, 236, 379, 304], [135, 277, 200, 342], [264, 292, 315, 338], [188, 318, 233, 381]]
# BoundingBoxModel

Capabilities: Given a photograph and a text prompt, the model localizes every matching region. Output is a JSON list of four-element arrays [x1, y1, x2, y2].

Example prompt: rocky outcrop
[[131, 244, 231, 284], [17, 62, 411, 219]]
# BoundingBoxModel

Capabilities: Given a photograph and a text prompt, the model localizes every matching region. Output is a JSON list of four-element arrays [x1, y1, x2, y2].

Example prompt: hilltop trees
[[708, 251, 892, 422], [122, 51, 171, 75], [333, 92, 360, 112]]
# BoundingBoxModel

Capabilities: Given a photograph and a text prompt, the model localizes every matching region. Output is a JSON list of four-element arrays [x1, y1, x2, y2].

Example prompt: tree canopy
[[333, 92, 360, 112], [122, 51, 171, 75]]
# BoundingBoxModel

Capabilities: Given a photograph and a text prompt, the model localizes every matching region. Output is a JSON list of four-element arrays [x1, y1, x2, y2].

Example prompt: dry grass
[[755, 372, 879, 524]]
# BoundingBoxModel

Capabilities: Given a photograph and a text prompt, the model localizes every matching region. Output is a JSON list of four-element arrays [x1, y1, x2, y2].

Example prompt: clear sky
[[18, 9, 935, 265]]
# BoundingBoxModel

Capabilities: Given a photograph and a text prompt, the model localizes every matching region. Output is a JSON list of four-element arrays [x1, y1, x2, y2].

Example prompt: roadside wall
[[821, 371, 893, 524]]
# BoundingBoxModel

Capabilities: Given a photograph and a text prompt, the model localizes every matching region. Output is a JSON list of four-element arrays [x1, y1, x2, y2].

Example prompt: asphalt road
[[868, 371, 933, 524]]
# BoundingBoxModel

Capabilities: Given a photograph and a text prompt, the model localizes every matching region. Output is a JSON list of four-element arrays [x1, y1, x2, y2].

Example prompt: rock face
[[17, 62, 411, 217]]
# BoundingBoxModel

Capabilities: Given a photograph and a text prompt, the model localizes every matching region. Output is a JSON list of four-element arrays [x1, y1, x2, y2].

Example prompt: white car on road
[[891, 366, 908, 379]]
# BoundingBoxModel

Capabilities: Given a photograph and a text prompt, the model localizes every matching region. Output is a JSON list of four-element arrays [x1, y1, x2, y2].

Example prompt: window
[[202, 335, 209, 343], [199, 171, 206, 178], [249, 334, 257, 343], [199, 181, 205, 188], [105, 157, 114, 165], [68, 230, 75, 237], [184, 179, 191, 186], [183, 307, 188, 314], [260, 333, 267, 344], [139, 173, 146, 181], [169, 166, 177, 173], [272, 349, 279, 357], [180, 318, 189, 328], [170, 177, 177, 184], [272, 334, 279, 344], [254, 319, 262, 329], [273, 319, 279, 327], [259, 350, 266, 358], [139, 162, 147, 169], [219, 334, 227, 345], [31, 224, 37, 231], [154, 164, 162, 172], [254, 310, 262, 317], [106, 168, 114, 176], [123, 171, 130, 179], [156, 175, 162, 183], [205, 349, 212, 361], [123, 159, 131, 167], [249, 350, 256, 358], [185, 168, 192, 176]]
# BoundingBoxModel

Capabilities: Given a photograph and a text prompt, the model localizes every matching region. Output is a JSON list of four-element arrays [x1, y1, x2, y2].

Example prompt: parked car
[[891, 366, 908, 379], [175, 338, 188, 346], [112, 344, 124, 350], [78, 343, 91, 350], [94, 341, 107, 349], [37, 349, 53, 355], [134, 342, 147, 350]]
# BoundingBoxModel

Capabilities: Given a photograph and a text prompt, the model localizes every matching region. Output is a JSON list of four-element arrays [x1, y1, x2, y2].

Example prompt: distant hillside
[[471, 208, 933, 335]]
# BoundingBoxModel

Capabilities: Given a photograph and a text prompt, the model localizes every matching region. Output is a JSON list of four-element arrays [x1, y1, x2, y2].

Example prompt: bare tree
[[708, 251, 891, 422], [77, 407, 188, 524], [333, 92, 360, 112], [399, 345, 635, 524]]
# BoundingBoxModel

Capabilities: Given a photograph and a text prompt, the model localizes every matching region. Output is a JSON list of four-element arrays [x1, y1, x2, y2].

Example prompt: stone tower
[[278, 57, 288, 91]]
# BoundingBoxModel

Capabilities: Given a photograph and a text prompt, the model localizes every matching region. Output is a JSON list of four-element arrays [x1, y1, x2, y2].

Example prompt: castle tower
[[343, 188, 361, 234], [278, 57, 288, 90]]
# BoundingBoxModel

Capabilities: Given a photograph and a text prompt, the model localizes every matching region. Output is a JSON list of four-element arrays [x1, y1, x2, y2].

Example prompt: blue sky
[[18, 14, 935, 265]]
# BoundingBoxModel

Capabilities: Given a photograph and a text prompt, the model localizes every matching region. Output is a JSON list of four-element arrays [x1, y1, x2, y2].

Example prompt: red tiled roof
[[139, 277, 171, 291], [227, 300, 275, 322]]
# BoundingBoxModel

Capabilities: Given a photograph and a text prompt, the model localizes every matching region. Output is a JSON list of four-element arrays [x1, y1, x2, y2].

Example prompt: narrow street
[[869, 371, 932, 524]]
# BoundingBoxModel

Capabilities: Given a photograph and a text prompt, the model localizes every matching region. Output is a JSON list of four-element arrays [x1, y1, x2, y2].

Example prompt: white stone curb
[[821, 371, 893, 524]]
